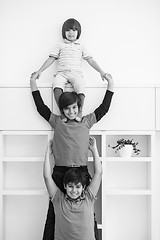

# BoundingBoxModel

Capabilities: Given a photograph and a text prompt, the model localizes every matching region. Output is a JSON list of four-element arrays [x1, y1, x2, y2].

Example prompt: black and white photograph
[[0, 0, 160, 240]]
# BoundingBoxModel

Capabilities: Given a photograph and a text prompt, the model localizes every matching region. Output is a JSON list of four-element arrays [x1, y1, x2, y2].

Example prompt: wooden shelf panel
[[3, 157, 44, 162], [3, 189, 47, 195], [104, 189, 152, 195]]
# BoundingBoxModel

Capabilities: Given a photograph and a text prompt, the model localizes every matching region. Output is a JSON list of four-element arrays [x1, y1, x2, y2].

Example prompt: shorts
[[53, 70, 85, 95]]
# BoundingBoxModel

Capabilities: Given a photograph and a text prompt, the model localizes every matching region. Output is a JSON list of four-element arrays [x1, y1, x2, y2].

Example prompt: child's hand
[[103, 73, 114, 91], [35, 71, 41, 79], [30, 72, 38, 82], [103, 73, 113, 82], [100, 72, 106, 81], [88, 136, 97, 152]]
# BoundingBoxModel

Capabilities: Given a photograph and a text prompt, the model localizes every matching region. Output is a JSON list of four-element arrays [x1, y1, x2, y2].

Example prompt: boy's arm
[[88, 137, 102, 197], [43, 140, 57, 199], [94, 76, 114, 122], [86, 57, 106, 81], [30, 73, 51, 122], [35, 57, 56, 79]]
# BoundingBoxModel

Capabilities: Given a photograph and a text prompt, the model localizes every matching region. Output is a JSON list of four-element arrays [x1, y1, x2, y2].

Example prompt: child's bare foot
[[75, 116, 81, 122], [75, 109, 82, 122], [62, 117, 67, 123], [61, 113, 67, 122]]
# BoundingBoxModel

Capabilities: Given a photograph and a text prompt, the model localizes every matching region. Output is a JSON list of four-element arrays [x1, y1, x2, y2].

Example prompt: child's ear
[[64, 184, 66, 189]]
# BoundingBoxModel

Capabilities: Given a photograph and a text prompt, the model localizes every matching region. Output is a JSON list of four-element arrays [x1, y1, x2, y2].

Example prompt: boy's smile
[[63, 102, 79, 120], [65, 182, 83, 200], [65, 29, 78, 42]]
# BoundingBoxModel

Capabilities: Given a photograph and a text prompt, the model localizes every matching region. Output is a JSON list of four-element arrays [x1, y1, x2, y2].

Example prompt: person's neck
[[65, 118, 76, 123]]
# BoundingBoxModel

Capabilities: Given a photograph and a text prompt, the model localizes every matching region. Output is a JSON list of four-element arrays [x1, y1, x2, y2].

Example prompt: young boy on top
[[34, 18, 111, 120]]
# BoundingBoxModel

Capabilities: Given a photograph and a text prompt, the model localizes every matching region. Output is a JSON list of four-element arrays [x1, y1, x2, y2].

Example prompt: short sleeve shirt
[[52, 187, 96, 240], [49, 40, 92, 72], [49, 112, 97, 166]]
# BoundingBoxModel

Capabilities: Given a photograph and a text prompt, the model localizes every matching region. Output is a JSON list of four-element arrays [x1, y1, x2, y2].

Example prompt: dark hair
[[62, 18, 81, 39], [58, 91, 81, 112], [63, 168, 91, 188]]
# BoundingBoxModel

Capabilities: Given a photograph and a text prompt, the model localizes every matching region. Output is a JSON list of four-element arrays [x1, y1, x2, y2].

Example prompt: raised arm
[[30, 72, 51, 121], [88, 137, 102, 197], [34, 57, 56, 79], [86, 57, 106, 81], [43, 140, 57, 199], [94, 75, 114, 122]]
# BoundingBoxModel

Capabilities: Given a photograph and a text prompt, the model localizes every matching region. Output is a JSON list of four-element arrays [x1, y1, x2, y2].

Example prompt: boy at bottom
[[43, 137, 102, 240]]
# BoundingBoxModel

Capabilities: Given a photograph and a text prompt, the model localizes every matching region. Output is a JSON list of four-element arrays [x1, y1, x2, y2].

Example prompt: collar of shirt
[[63, 39, 80, 45]]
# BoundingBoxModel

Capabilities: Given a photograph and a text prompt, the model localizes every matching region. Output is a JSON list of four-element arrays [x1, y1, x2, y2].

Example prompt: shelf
[[0, 129, 155, 240], [3, 189, 47, 196], [2, 134, 49, 158], [103, 194, 151, 240], [3, 157, 44, 162], [3, 161, 45, 190], [105, 189, 152, 195], [103, 157, 151, 162]]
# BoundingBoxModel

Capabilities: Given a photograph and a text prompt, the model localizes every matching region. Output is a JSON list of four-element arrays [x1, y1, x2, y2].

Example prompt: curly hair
[[63, 168, 91, 188]]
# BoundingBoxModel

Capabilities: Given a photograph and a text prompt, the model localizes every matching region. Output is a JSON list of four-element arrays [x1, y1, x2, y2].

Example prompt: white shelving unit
[[0, 131, 51, 240], [0, 84, 159, 240], [88, 130, 155, 240]]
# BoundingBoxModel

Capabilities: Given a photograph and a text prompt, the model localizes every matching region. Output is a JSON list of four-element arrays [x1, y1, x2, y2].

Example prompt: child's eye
[[76, 184, 82, 188]]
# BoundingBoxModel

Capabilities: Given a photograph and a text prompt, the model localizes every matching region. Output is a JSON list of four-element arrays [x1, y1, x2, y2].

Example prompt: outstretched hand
[[100, 72, 113, 82], [34, 71, 41, 79], [101, 72, 114, 91], [30, 72, 38, 81], [30, 72, 39, 91], [88, 136, 97, 152]]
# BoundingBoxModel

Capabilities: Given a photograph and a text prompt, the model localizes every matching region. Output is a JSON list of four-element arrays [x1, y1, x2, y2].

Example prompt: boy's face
[[65, 182, 84, 199], [65, 29, 78, 42], [63, 102, 79, 120]]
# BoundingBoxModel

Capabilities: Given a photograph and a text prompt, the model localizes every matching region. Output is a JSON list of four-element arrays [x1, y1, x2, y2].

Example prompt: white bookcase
[[0, 131, 51, 240], [0, 84, 158, 240], [88, 130, 155, 240]]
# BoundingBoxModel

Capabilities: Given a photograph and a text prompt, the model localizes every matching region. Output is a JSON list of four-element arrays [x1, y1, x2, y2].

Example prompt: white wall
[[0, 0, 160, 85]]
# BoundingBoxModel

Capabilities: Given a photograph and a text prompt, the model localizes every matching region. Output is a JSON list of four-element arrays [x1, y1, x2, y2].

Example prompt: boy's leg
[[94, 213, 99, 240], [67, 72, 85, 121], [54, 87, 63, 106], [76, 93, 85, 121], [54, 88, 68, 122], [53, 73, 68, 120], [78, 93, 85, 108], [42, 201, 55, 240]]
